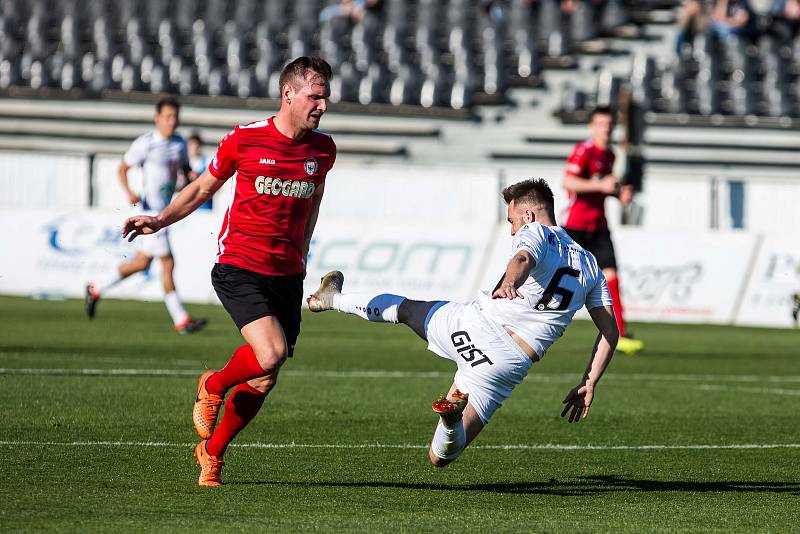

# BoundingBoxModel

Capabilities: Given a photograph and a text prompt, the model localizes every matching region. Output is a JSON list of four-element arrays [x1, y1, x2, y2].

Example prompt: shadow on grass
[[228, 476, 800, 496]]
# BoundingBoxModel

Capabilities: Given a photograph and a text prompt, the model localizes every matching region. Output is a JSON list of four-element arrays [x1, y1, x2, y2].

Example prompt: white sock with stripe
[[430, 418, 466, 461], [96, 270, 123, 295], [164, 291, 189, 326], [332, 293, 404, 323]]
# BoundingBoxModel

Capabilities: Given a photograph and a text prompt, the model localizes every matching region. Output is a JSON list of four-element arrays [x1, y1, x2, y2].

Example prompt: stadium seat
[[7, 0, 784, 115], [571, 1, 596, 43], [389, 65, 422, 106], [207, 66, 229, 97]]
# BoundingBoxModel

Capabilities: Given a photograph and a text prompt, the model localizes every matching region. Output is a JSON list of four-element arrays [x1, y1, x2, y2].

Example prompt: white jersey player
[[85, 97, 206, 334], [307, 178, 619, 467]]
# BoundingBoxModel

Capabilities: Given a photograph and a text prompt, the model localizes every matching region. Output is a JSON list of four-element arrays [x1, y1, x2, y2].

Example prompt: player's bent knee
[[253, 346, 288, 373], [428, 449, 454, 468], [135, 256, 152, 270]]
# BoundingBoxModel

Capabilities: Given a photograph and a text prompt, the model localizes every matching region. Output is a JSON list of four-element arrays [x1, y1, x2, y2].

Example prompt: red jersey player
[[562, 106, 644, 355], [122, 57, 336, 486]]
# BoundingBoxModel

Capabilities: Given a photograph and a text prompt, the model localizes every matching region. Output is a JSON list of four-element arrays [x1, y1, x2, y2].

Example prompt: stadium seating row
[[0, 0, 667, 110], [560, 23, 800, 121]]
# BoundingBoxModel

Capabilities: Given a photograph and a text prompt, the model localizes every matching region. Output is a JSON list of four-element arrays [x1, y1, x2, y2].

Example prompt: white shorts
[[136, 227, 172, 258], [425, 300, 533, 424]]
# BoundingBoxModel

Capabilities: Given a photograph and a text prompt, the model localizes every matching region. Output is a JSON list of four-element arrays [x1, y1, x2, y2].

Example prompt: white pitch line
[[0, 368, 449, 379], [2, 367, 800, 384], [698, 384, 800, 396], [0, 440, 798, 451]]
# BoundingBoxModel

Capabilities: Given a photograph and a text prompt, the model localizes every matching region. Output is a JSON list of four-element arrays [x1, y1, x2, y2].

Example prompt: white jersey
[[123, 131, 189, 212], [478, 223, 612, 358]]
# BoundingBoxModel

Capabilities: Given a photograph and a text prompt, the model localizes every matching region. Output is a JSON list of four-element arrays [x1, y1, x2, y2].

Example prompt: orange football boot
[[194, 440, 224, 487], [193, 370, 223, 439], [431, 389, 469, 415]]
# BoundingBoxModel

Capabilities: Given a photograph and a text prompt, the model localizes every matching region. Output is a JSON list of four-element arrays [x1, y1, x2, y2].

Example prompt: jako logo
[[259, 158, 276, 165], [254, 176, 315, 198]]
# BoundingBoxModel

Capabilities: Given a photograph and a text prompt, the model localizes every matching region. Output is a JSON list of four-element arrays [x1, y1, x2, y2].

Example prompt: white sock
[[96, 270, 123, 295], [164, 291, 189, 326], [332, 293, 404, 323], [430, 418, 466, 461]]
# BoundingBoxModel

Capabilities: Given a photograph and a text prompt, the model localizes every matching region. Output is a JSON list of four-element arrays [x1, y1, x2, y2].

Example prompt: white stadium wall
[[0, 209, 223, 304], [302, 220, 495, 302], [0, 151, 90, 208], [0, 159, 798, 328], [0, 206, 796, 330], [614, 229, 757, 324], [735, 235, 800, 329]]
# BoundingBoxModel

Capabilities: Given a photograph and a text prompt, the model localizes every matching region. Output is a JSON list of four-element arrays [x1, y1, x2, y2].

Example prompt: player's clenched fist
[[122, 215, 162, 241]]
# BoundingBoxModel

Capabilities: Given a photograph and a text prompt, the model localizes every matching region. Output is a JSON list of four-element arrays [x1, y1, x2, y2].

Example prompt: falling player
[[85, 96, 206, 334], [562, 106, 643, 354], [308, 178, 618, 467], [122, 57, 336, 485]]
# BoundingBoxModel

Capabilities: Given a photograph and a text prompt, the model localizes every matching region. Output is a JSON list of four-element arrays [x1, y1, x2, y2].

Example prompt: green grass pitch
[[1, 295, 798, 532]]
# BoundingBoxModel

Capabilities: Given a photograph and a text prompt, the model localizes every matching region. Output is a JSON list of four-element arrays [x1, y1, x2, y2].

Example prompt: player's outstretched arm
[[122, 169, 223, 241], [563, 173, 618, 195], [561, 305, 618, 423], [492, 250, 535, 300]]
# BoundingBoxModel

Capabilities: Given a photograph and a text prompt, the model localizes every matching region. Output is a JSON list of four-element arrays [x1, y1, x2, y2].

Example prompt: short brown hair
[[278, 56, 333, 92], [589, 105, 614, 122], [502, 178, 555, 209], [156, 95, 180, 113]]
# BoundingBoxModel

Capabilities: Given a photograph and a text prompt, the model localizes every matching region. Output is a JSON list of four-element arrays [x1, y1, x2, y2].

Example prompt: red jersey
[[208, 117, 336, 275], [562, 140, 615, 232]]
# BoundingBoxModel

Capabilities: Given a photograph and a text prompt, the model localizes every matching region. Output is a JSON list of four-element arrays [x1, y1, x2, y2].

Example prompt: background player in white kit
[[308, 178, 619, 466], [85, 96, 206, 334]]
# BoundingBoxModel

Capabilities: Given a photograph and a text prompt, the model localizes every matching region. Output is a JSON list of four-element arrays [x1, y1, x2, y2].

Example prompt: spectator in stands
[[482, 0, 510, 22], [675, 0, 710, 54], [187, 133, 212, 211], [770, 0, 800, 41], [319, 0, 381, 23], [708, 0, 755, 40], [560, 0, 579, 14]]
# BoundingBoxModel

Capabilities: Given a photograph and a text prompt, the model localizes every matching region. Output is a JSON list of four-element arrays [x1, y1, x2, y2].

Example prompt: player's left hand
[[561, 382, 594, 422], [122, 215, 162, 241], [492, 282, 523, 300]]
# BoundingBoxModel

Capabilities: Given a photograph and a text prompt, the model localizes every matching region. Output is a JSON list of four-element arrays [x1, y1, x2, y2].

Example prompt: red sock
[[205, 344, 265, 397], [607, 276, 626, 337], [206, 383, 266, 457]]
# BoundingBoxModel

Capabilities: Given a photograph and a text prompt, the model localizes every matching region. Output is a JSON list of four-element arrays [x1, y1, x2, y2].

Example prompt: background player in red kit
[[562, 106, 644, 355], [122, 57, 336, 486]]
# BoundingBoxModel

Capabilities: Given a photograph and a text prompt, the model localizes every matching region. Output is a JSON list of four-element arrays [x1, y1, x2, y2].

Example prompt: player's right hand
[[127, 191, 141, 206], [492, 282, 523, 300], [122, 215, 162, 241], [597, 174, 618, 195]]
